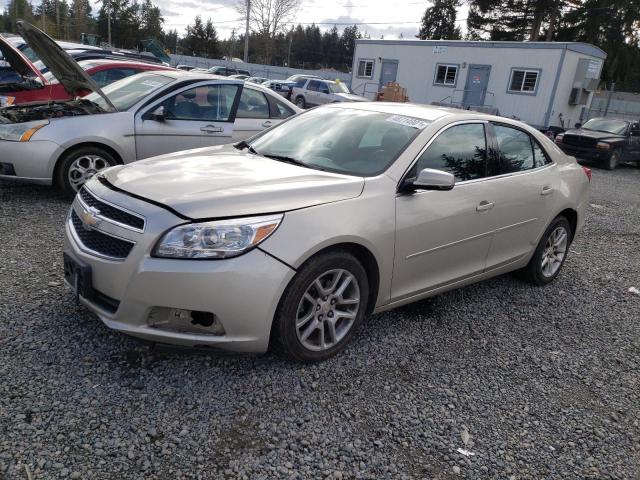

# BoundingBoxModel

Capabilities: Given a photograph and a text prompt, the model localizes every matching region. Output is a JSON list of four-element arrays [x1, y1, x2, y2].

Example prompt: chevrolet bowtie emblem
[[80, 206, 101, 230]]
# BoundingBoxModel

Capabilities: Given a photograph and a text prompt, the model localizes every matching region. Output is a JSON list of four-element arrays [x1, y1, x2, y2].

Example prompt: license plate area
[[63, 252, 94, 300]]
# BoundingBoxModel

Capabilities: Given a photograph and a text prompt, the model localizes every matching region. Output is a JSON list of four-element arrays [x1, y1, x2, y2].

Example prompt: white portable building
[[350, 39, 606, 130]]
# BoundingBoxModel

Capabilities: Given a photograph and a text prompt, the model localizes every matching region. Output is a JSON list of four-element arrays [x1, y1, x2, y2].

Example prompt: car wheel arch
[[557, 207, 577, 243], [53, 141, 124, 184]]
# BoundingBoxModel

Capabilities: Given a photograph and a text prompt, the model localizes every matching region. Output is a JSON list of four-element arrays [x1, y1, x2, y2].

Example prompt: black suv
[[207, 66, 251, 77], [555, 117, 640, 170]]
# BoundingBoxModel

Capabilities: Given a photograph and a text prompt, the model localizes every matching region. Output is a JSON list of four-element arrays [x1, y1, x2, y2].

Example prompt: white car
[[292, 78, 368, 109], [0, 22, 301, 196]]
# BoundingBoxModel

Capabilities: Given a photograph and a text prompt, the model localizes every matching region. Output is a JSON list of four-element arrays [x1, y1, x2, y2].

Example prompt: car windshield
[[84, 72, 173, 110], [328, 82, 350, 94], [248, 107, 428, 176], [581, 118, 629, 135]]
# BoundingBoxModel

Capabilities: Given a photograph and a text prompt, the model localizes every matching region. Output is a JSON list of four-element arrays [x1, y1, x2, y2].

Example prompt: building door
[[463, 64, 491, 107], [379, 59, 398, 89]]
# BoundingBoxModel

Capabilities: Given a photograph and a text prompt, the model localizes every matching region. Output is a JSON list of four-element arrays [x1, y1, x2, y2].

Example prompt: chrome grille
[[71, 210, 135, 260], [78, 187, 145, 231]]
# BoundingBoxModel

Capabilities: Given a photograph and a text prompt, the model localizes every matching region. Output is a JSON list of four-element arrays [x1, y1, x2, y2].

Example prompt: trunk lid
[[15, 21, 116, 111], [103, 146, 365, 219]]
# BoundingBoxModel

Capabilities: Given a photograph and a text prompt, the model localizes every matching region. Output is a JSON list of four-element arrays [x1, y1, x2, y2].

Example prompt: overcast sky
[[148, 0, 469, 40]]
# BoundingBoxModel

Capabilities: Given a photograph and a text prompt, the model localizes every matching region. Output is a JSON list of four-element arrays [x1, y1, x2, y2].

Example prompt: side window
[[237, 88, 270, 119], [318, 82, 330, 94], [295, 79, 306, 88], [307, 80, 321, 92], [532, 139, 551, 167], [493, 124, 535, 173], [162, 84, 240, 122], [434, 64, 458, 86], [357, 59, 374, 79], [91, 68, 137, 87], [273, 100, 295, 119], [415, 123, 487, 182]]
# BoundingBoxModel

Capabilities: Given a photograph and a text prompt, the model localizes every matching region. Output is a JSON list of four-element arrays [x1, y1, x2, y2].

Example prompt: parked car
[[207, 66, 251, 77], [229, 74, 250, 80], [0, 21, 300, 196], [176, 65, 195, 71], [62, 102, 591, 361], [263, 80, 296, 98], [292, 78, 367, 109], [0, 42, 174, 104], [554, 117, 640, 170], [247, 76, 269, 85], [286, 73, 321, 86]]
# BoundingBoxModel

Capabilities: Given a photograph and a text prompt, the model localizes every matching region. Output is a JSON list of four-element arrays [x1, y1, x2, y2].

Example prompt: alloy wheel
[[295, 269, 361, 352], [68, 155, 110, 191], [541, 226, 568, 277]]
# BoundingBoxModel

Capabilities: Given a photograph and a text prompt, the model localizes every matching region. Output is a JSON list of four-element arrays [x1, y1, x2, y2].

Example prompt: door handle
[[200, 125, 223, 134], [476, 201, 495, 212], [541, 185, 554, 196], [261, 120, 273, 128]]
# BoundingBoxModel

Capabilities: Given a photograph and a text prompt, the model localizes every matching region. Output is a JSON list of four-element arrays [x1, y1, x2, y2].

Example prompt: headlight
[[153, 214, 283, 259], [0, 120, 49, 142], [596, 141, 611, 150]]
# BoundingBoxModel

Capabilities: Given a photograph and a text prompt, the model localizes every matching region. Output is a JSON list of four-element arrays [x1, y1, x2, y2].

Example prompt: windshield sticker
[[386, 115, 429, 129], [141, 80, 163, 88]]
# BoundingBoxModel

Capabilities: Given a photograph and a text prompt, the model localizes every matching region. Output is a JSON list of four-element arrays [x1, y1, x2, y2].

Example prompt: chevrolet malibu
[[63, 103, 591, 362]]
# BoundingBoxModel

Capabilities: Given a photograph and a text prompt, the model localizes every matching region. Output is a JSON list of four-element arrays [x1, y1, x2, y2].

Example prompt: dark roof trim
[[354, 39, 606, 60]]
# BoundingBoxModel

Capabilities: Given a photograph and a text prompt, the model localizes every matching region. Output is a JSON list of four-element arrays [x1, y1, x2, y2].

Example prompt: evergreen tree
[[417, 0, 462, 40]]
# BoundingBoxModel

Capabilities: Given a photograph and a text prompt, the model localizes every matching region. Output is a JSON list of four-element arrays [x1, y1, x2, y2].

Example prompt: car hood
[[334, 92, 369, 102], [103, 146, 365, 219], [0, 32, 47, 84], [564, 128, 625, 141], [15, 21, 116, 111]]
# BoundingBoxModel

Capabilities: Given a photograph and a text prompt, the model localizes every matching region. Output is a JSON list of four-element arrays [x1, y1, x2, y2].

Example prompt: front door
[[463, 65, 491, 107], [392, 122, 495, 301], [379, 60, 398, 89], [135, 82, 241, 160]]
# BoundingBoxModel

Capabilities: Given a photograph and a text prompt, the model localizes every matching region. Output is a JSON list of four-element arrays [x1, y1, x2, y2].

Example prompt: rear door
[[232, 87, 295, 141], [483, 122, 560, 270], [134, 81, 242, 159], [305, 80, 322, 105]]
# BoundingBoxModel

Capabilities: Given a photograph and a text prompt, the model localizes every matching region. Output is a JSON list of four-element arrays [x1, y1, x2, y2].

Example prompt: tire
[[56, 146, 117, 198], [295, 96, 306, 109], [606, 149, 620, 170], [517, 216, 572, 286], [272, 251, 369, 362]]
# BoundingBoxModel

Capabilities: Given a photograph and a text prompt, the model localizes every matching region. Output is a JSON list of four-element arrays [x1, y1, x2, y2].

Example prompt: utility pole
[[243, 0, 250, 62], [286, 29, 292, 67], [107, 3, 111, 45], [604, 82, 615, 117]]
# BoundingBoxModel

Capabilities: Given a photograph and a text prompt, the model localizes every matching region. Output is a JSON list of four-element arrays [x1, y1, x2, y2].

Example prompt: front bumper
[[63, 179, 296, 353], [558, 144, 610, 162], [0, 140, 62, 185]]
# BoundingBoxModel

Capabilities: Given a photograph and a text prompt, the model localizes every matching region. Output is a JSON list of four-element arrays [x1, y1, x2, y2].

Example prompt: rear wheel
[[606, 149, 620, 170], [295, 96, 306, 109], [272, 251, 369, 362], [57, 146, 117, 198], [518, 216, 572, 286]]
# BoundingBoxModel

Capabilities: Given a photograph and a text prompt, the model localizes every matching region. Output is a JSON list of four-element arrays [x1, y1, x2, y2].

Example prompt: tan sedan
[[63, 103, 591, 362]]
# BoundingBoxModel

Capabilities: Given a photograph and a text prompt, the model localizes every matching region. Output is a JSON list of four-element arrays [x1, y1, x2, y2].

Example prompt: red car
[[1, 35, 173, 105]]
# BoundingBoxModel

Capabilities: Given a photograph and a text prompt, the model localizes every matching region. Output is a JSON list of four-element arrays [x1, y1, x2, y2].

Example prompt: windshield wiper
[[260, 153, 310, 168], [234, 140, 259, 155]]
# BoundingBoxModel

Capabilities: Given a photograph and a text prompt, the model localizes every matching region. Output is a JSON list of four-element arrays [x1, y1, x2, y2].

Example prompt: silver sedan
[[63, 103, 591, 362]]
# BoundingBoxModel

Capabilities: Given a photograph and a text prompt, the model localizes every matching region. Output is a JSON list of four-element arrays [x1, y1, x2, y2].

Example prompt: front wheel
[[57, 146, 117, 198], [606, 149, 620, 170], [517, 216, 572, 286], [272, 251, 369, 362]]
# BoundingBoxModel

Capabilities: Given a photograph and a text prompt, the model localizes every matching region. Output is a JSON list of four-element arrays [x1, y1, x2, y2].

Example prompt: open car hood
[[15, 21, 116, 111], [0, 32, 47, 84]]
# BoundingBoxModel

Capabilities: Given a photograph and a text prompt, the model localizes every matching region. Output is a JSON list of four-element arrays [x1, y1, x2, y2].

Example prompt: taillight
[[582, 166, 592, 182]]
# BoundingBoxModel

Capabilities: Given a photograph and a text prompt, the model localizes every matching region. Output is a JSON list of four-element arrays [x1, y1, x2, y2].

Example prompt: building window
[[357, 59, 374, 79], [508, 69, 540, 94], [434, 64, 458, 86]]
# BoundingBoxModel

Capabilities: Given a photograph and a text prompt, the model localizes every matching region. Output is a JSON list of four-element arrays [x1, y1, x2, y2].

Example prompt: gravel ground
[[1, 166, 639, 480]]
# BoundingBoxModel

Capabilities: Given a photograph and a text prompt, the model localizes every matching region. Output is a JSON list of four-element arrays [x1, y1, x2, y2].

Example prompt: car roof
[[77, 58, 172, 68], [327, 102, 500, 122]]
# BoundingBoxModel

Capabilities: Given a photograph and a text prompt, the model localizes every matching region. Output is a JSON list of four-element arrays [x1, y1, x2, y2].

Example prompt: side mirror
[[321, 88, 330, 94], [413, 168, 455, 191], [144, 105, 165, 122], [574, 122, 582, 129]]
